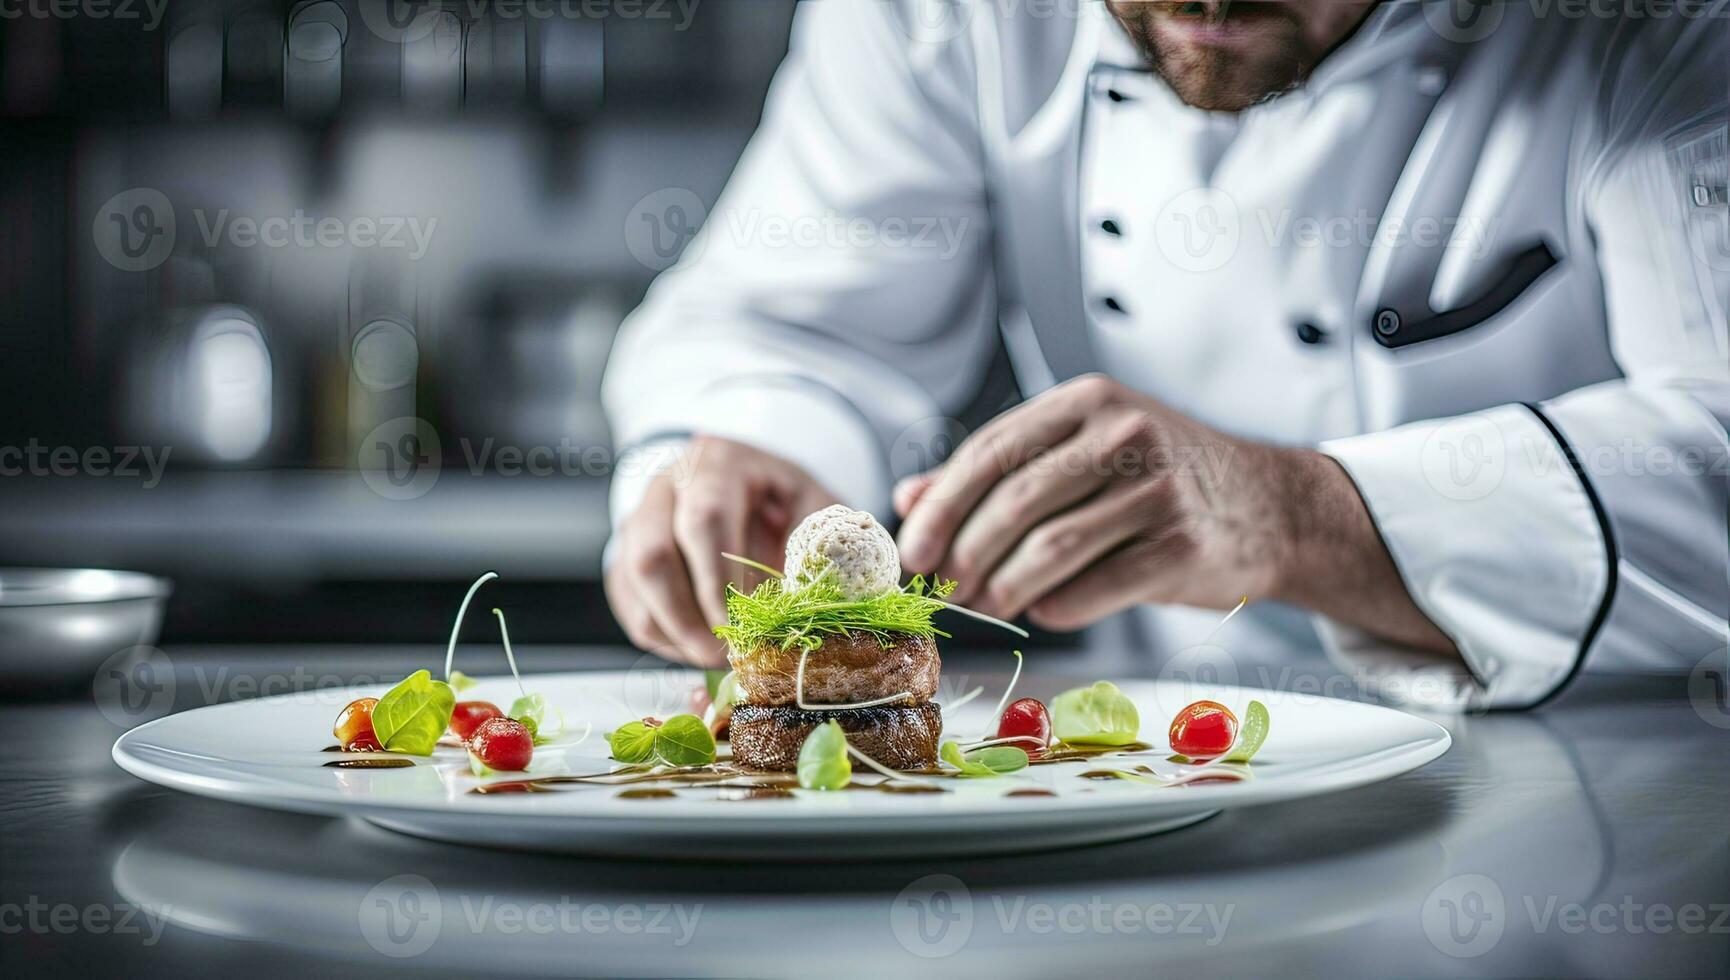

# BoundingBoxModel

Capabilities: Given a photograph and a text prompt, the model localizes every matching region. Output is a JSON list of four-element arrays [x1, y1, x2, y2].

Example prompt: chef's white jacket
[[603, 0, 1730, 709]]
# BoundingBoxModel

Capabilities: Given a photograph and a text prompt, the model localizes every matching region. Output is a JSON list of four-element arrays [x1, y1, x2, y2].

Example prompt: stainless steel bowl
[[0, 569, 172, 691]]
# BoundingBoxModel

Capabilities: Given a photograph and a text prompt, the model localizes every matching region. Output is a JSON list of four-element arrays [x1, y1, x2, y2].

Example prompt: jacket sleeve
[[1314, 14, 1730, 709], [602, 0, 996, 527]]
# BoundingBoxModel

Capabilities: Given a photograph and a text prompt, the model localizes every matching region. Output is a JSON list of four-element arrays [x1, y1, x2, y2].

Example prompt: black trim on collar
[[1521, 402, 1620, 709]]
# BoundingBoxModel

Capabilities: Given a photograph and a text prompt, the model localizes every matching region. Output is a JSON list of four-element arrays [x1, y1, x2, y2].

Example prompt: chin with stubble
[[1106, 0, 1382, 113]]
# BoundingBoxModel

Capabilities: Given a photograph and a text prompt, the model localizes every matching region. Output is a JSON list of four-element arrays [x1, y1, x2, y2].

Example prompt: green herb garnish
[[371, 669, 456, 756], [940, 741, 1029, 777], [605, 715, 715, 767], [606, 720, 660, 763], [654, 714, 717, 767], [1050, 681, 1141, 746], [1225, 700, 1269, 763], [797, 721, 851, 790], [713, 573, 957, 653]]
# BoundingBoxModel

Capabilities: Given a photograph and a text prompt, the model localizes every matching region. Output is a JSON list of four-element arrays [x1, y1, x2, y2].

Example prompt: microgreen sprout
[[720, 552, 785, 580], [978, 650, 1024, 739], [945, 685, 986, 712], [444, 571, 499, 681], [794, 648, 913, 710], [845, 741, 915, 782], [490, 608, 529, 700], [957, 735, 1045, 752]]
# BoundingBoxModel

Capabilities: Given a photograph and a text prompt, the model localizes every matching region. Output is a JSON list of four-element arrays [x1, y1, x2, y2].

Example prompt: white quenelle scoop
[[783, 505, 901, 600]]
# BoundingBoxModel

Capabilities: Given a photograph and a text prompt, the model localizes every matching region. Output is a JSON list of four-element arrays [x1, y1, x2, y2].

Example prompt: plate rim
[[113, 670, 1451, 831]]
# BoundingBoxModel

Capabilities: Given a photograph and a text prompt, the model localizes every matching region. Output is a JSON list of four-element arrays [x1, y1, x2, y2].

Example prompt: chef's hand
[[605, 436, 838, 667], [894, 375, 1456, 653]]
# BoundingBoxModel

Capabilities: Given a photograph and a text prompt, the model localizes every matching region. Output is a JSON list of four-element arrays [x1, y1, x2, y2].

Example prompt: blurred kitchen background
[[0, 0, 804, 646]]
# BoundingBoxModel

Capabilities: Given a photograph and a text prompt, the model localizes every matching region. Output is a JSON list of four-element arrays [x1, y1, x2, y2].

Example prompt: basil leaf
[[654, 714, 716, 767], [797, 720, 850, 790], [1225, 700, 1269, 763], [449, 670, 478, 693], [940, 741, 988, 776], [968, 745, 1029, 774], [371, 669, 456, 756], [940, 741, 1027, 778], [606, 720, 658, 763], [1050, 681, 1140, 746]]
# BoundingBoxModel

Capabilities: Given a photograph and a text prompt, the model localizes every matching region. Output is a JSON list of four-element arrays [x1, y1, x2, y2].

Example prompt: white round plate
[[113, 670, 1449, 860]]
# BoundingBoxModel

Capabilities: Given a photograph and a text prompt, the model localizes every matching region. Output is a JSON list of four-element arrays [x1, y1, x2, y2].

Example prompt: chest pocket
[[1371, 241, 1559, 349], [1668, 122, 1729, 333]]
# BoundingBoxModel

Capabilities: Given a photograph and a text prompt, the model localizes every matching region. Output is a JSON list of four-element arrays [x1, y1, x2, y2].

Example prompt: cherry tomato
[[1169, 700, 1238, 758], [996, 697, 1052, 756], [333, 697, 380, 751], [469, 717, 534, 771], [449, 701, 504, 742], [344, 731, 383, 752]]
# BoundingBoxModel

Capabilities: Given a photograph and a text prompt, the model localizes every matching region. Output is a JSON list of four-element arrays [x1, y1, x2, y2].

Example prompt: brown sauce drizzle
[[323, 758, 415, 769], [1006, 789, 1057, 798], [862, 782, 946, 794], [1033, 741, 1155, 764]]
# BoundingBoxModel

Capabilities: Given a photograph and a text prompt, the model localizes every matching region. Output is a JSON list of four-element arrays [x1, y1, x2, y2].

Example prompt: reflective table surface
[[4, 645, 1727, 978]]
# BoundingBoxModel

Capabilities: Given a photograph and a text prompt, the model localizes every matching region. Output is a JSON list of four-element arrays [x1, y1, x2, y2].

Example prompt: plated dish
[[111, 506, 1451, 859]]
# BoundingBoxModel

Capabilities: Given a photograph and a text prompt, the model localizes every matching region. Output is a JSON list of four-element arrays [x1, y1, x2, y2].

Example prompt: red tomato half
[[995, 697, 1052, 755], [469, 717, 534, 771], [1168, 700, 1238, 758], [333, 697, 379, 751], [450, 701, 504, 742]]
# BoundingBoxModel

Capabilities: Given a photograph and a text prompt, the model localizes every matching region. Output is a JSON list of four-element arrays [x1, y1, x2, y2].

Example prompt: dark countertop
[[4, 645, 1728, 978]]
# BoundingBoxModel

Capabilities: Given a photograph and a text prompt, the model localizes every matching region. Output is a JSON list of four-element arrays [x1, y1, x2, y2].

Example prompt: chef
[[600, 0, 1729, 709]]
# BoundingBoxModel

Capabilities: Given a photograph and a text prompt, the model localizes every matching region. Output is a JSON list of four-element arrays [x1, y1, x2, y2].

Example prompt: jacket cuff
[[1316, 404, 1613, 709]]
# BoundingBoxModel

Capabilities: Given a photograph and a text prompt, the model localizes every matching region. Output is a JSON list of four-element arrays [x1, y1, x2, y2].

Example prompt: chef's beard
[[1107, 2, 1333, 113]]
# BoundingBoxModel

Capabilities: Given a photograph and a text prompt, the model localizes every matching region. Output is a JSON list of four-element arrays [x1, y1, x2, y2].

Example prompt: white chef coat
[[603, 0, 1730, 710]]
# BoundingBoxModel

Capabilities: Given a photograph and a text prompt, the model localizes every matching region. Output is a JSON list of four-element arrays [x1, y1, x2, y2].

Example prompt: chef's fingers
[[971, 481, 1144, 621], [621, 480, 727, 666], [740, 506, 790, 592], [1023, 543, 1159, 632], [898, 378, 1107, 570], [604, 561, 675, 653], [893, 471, 936, 518], [939, 418, 1126, 603], [673, 477, 749, 628]]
